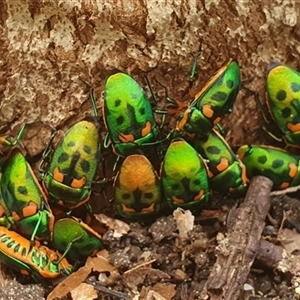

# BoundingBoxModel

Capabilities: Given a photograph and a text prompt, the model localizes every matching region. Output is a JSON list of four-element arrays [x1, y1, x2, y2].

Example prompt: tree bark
[[0, 0, 299, 155]]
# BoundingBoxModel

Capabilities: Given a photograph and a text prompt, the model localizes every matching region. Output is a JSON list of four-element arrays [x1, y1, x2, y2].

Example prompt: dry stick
[[199, 176, 273, 300]]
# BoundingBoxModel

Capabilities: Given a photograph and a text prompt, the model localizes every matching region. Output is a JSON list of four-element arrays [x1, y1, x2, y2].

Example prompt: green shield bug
[[103, 72, 159, 157], [161, 138, 210, 210], [192, 129, 248, 197], [114, 154, 162, 219], [52, 216, 104, 262], [265, 62, 300, 147], [176, 59, 241, 138], [1, 150, 54, 242], [40, 89, 102, 209], [237, 144, 300, 190], [0, 226, 73, 282]]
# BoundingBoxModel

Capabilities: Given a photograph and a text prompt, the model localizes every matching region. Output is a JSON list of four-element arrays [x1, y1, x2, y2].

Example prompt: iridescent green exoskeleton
[[192, 129, 248, 197], [161, 138, 210, 210], [266, 62, 300, 147], [176, 60, 241, 138], [237, 145, 300, 190], [1, 150, 54, 242], [52, 216, 103, 262], [40, 90, 102, 209], [104, 73, 159, 157], [0, 226, 73, 282], [114, 154, 162, 219], [0, 162, 14, 228]]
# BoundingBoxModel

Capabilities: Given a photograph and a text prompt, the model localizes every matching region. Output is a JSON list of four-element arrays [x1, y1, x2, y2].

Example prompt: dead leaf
[[70, 282, 98, 300], [278, 228, 300, 254], [173, 208, 194, 239], [152, 283, 176, 300], [94, 214, 130, 238], [47, 253, 117, 300]]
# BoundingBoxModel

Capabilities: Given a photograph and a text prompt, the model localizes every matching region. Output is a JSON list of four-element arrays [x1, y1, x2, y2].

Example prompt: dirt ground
[[1, 178, 300, 300]]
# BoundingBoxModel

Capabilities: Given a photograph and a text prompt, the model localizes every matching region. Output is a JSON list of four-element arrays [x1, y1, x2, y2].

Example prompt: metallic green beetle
[[114, 154, 162, 219], [1, 150, 54, 242], [40, 90, 102, 209], [266, 62, 300, 147], [176, 60, 241, 138], [161, 138, 210, 210], [103, 72, 159, 157], [0, 226, 73, 282], [52, 216, 104, 262], [237, 144, 300, 190], [192, 129, 248, 197]]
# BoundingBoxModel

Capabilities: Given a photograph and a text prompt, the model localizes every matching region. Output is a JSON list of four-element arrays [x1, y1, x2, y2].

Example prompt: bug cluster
[[1, 56, 300, 284]]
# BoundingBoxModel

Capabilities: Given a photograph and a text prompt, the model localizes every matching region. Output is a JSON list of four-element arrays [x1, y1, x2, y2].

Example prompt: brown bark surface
[[1, 1, 299, 155]]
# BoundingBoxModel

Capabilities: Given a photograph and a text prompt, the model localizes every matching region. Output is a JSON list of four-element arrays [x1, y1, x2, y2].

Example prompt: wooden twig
[[199, 176, 273, 300]]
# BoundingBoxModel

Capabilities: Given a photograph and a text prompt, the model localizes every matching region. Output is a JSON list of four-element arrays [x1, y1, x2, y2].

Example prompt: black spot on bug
[[226, 80, 234, 89], [258, 155, 267, 164], [116, 115, 124, 125], [115, 99, 121, 107], [172, 183, 180, 190], [83, 145, 92, 155], [58, 152, 69, 164], [291, 82, 300, 93], [144, 192, 153, 199], [139, 107, 146, 115], [272, 159, 284, 169], [281, 107, 291, 119], [67, 141, 76, 147], [17, 186, 28, 195], [206, 145, 221, 155], [80, 159, 90, 173], [276, 90, 286, 101], [211, 91, 227, 101], [122, 193, 131, 200], [193, 179, 200, 185]]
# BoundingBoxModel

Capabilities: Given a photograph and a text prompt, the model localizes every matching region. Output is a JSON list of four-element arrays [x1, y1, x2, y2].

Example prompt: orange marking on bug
[[288, 163, 298, 178], [71, 177, 87, 188], [121, 203, 136, 213], [240, 162, 248, 185], [280, 182, 289, 189], [177, 109, 190, 131], [216, 158, 229, 172], [22, 201, 39, 218], [141, 121, 152, 137], [0, 137, 6, 144], [0, 205, 5, 217], [213, 117, 221, 124], [12, 211, 21, 222], [172, 195, 184, 204], [194, 190, 204, 201], [202, 104, 214, 119], [207, 169, 214, 179], [141, 203, 155, 213], [287, 122, 300, 133], [119, 133, 135, 143], [53, 167, 64, 183], [20, 269, 30, 276]]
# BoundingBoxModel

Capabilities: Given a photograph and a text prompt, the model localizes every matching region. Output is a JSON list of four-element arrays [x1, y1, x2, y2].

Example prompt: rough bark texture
[[0, 0, 299, 155], [199, 176, 273, 300]]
